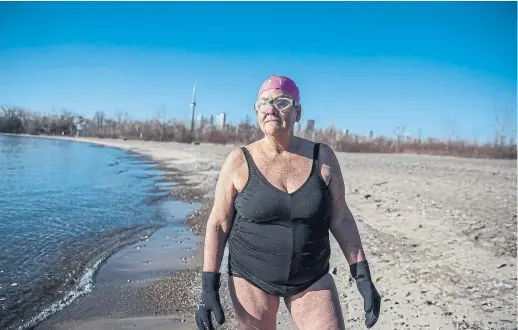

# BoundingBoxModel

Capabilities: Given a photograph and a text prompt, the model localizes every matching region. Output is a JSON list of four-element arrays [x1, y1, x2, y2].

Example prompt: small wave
[[20, 257, 104, 330], [3, 225, 161, 330]]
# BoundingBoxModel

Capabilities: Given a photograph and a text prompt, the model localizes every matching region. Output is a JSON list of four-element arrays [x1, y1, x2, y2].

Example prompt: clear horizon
[[0, 1, 516, 143]]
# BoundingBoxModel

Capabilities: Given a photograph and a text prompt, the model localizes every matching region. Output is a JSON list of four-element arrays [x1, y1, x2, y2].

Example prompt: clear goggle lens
[[254, 97, 296, 113]]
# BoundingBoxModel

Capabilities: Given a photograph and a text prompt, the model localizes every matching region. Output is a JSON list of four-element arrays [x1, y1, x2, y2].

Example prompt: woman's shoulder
[[297, 139, 337, 168], [223, 146, 247, 170], [315, 142, 334, 157], [296, 137, 335, 160]]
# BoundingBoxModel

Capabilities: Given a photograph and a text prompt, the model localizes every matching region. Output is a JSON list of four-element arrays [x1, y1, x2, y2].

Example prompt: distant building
[[306, 119, 315, 132], [218, 112, 226, 129], [196, 114, 203, 128]]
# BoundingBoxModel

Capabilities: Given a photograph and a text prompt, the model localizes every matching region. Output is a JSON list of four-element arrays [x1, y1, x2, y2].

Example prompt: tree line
[[0, 105, 515, 159]]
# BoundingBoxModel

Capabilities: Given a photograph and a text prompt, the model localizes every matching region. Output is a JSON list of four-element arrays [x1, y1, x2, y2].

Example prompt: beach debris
[[373, 181, 388, 186]]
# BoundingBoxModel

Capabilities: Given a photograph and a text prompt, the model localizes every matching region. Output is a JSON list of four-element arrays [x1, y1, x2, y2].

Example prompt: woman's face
[[254, 88, 301, 136]]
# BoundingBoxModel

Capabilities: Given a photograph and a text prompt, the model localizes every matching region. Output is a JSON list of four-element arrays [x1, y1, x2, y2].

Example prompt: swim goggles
[[254, 97, 299, 114]]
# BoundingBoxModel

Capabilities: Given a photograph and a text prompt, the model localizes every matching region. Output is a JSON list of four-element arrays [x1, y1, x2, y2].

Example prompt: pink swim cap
[[258, 74, 300, 101]]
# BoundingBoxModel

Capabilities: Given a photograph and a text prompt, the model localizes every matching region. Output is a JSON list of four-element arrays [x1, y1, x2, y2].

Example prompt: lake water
[[0, 135, 194, 330]]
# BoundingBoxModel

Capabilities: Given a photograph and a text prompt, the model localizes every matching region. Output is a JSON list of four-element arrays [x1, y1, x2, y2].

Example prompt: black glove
[[195, 272, 225, 330], [350, 260, 381, 328]]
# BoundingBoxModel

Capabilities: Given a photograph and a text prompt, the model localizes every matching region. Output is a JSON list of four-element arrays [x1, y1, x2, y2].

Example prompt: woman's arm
[[320, 143, 381, 329], [320, 143, 366, 264], [196, 149, 244, 329], [202, 147, 243, 272]]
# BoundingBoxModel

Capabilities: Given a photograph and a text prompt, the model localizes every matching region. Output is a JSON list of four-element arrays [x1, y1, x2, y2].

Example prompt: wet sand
[[14, 135, 517, 330]]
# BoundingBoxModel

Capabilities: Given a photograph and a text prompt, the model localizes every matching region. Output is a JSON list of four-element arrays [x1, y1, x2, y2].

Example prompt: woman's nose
[[265, 104, 279, 115]]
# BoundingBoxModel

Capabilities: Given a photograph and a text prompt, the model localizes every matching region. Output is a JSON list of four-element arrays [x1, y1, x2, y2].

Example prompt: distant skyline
[[0, 1, 516, 142]]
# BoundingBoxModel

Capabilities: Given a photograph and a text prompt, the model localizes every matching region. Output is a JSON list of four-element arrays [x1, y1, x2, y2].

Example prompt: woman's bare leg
[[285, 273, 346, 330], [228, 276, 280, 330]]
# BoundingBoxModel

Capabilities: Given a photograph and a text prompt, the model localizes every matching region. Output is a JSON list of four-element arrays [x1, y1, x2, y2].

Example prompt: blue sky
[[0, 1, 516, 142]]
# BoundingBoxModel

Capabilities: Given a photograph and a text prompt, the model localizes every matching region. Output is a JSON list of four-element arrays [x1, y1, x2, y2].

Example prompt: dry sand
[[22, 136, 517, 330]]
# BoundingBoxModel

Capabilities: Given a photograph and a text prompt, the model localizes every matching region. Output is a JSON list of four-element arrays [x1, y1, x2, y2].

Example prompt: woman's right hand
[[195, 272, 225, 330]]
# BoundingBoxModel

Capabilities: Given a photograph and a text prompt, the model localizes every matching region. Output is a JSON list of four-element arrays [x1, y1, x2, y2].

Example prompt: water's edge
[[2, 134, 202, 330], [21, 225, 159, 330]]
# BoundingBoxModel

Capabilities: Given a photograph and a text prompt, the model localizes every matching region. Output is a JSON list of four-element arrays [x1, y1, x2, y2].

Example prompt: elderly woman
[[195, 75, 381, 330]]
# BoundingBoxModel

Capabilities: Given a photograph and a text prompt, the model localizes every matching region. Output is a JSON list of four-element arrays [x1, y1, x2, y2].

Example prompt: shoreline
[[3, 133, 516, 330], [1, 134, 219, 330]]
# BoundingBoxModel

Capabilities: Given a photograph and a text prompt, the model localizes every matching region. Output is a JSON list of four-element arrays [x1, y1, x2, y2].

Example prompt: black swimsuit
[[227, 143, 333, 297]]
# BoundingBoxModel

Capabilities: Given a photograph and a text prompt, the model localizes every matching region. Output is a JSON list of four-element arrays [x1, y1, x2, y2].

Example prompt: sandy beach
[[19, 135, 517, 330]]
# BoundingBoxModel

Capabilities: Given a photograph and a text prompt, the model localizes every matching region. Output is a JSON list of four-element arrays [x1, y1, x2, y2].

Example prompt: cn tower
[[190, 83, 196, 136]]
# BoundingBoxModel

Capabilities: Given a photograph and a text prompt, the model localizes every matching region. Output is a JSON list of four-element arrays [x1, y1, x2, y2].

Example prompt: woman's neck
[[261, 134, 299, 155]]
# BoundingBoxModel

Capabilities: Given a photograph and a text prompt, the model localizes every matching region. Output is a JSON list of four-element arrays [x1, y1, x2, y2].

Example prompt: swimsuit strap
[[311, 142, 321, 173], [313, 143, 321, 161], [240, 146, 259, 176]]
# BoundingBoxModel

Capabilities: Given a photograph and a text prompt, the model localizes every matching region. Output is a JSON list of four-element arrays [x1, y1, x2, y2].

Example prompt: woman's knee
[[233, 305, 278, 330], [228, 276, 280, 330]]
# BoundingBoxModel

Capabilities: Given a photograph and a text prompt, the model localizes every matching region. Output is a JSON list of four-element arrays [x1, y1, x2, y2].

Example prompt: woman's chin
[[263, 124, 287, 136]]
